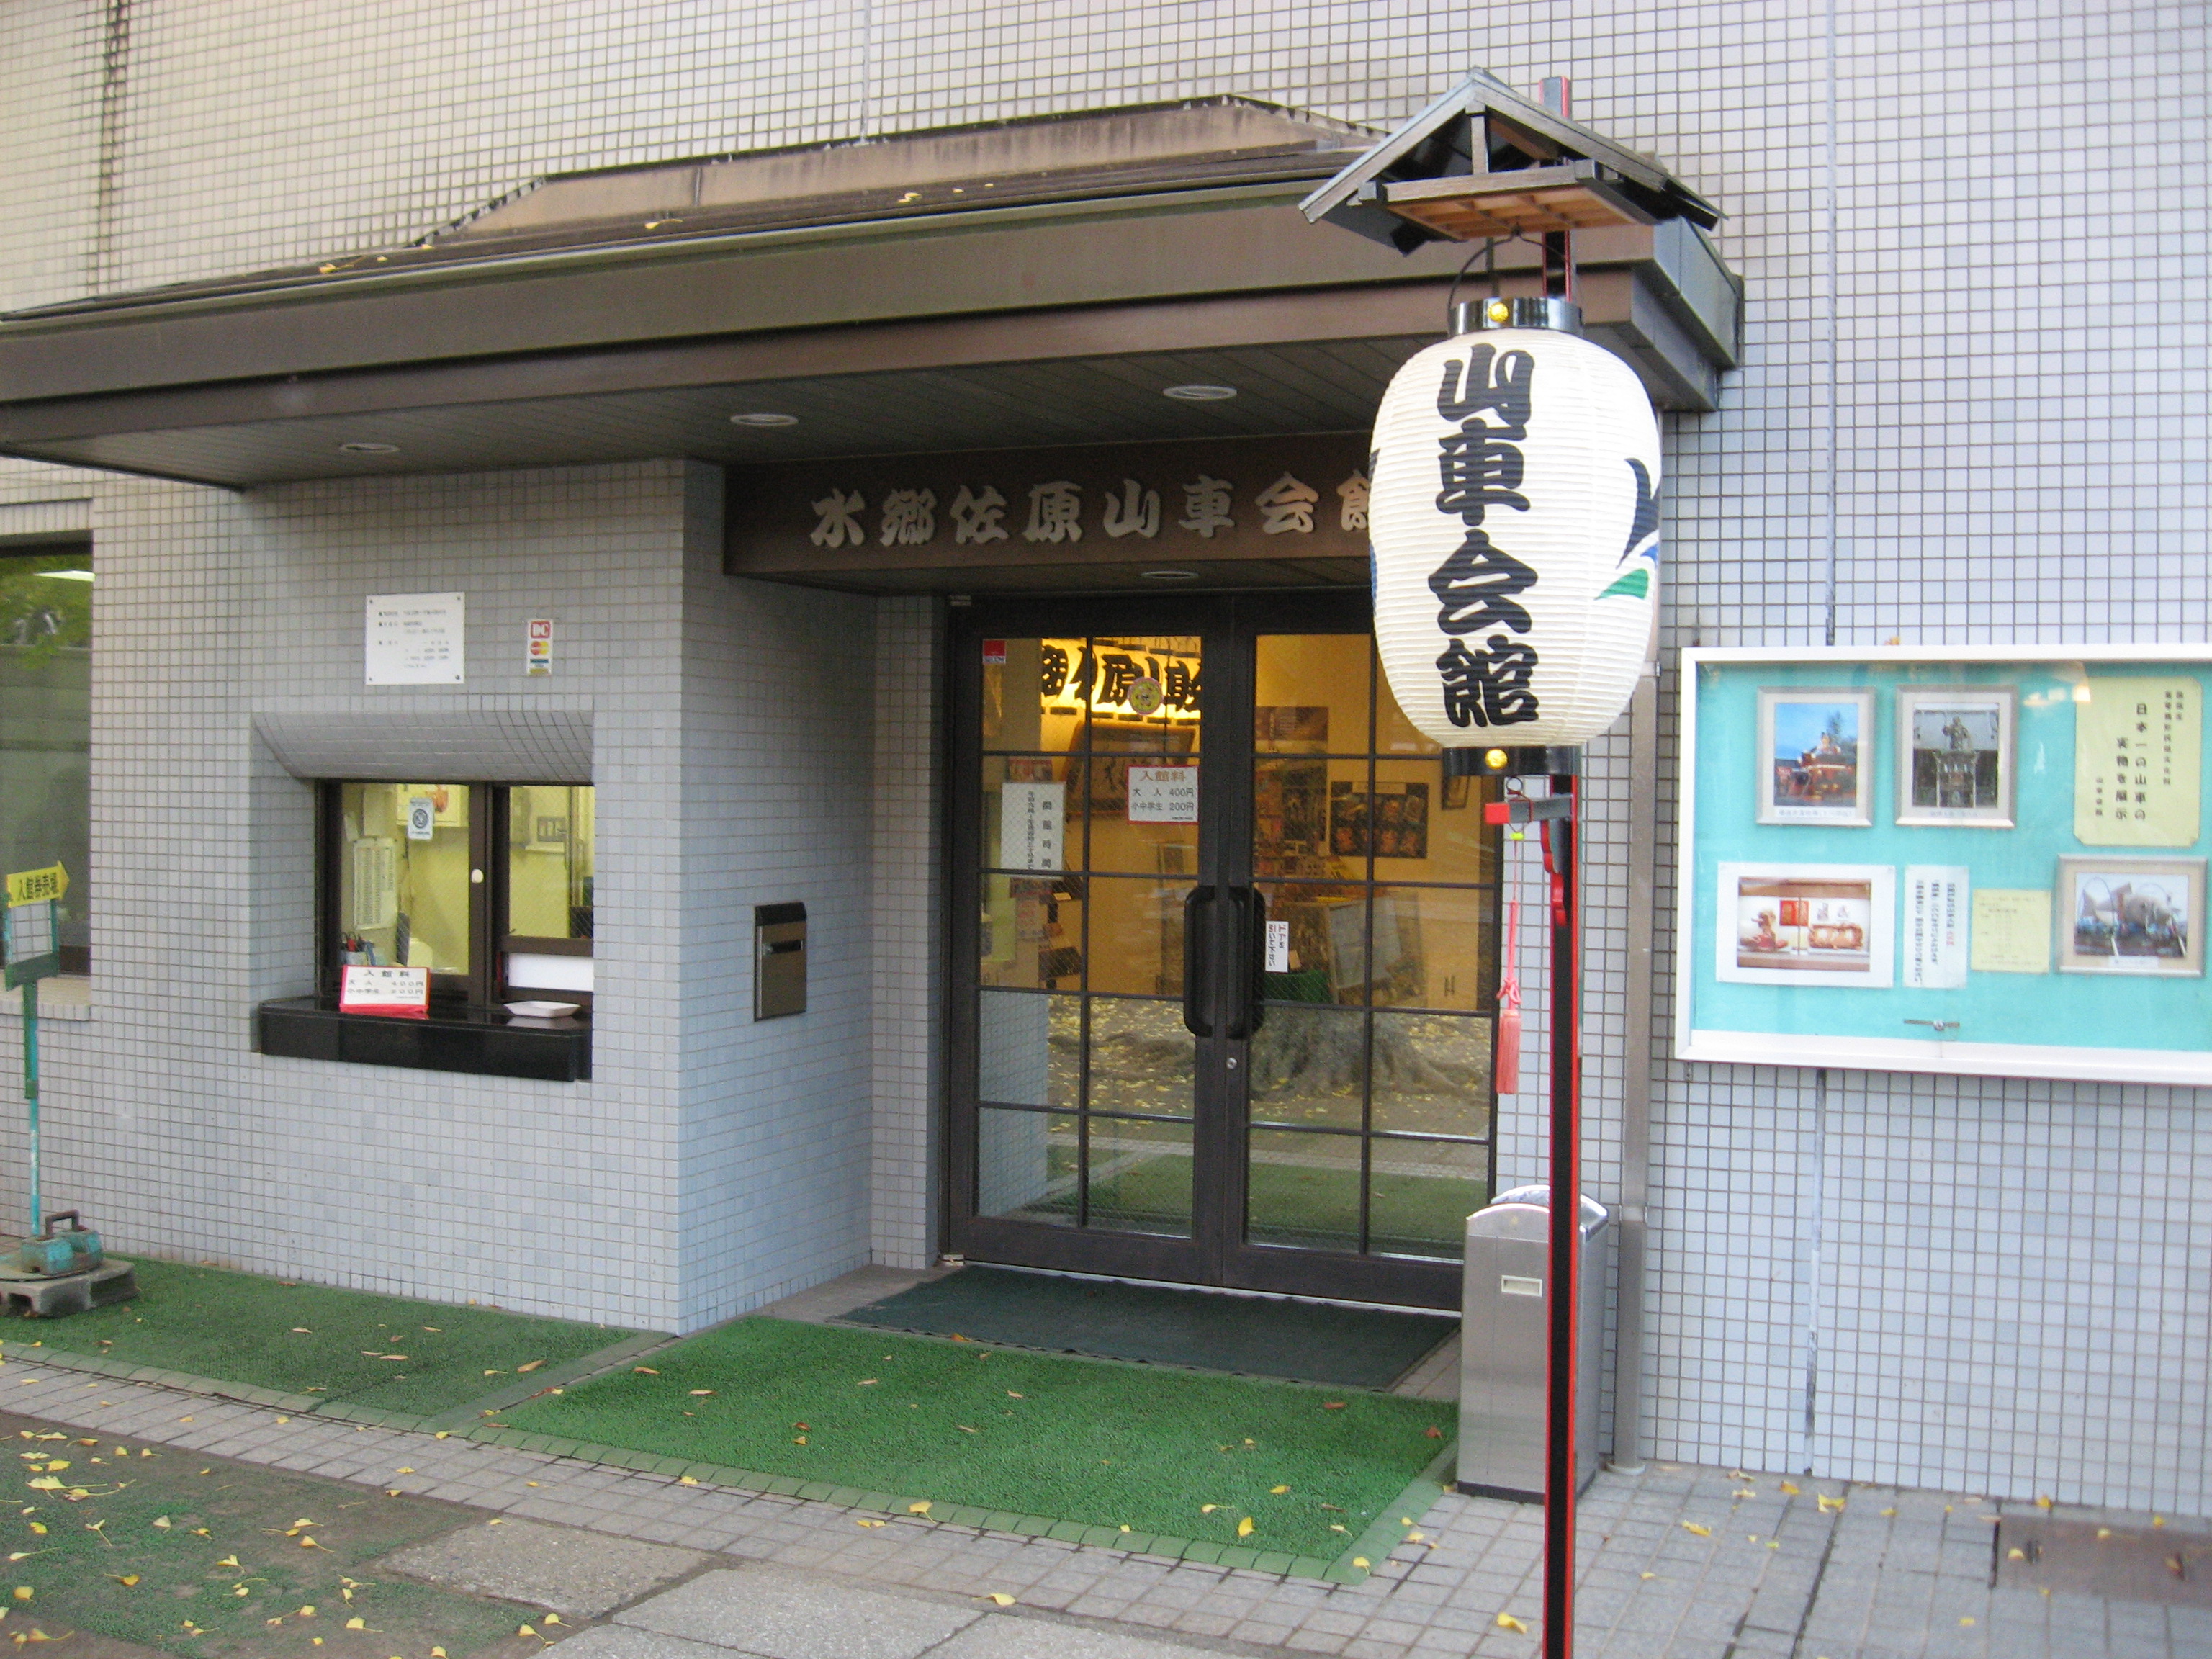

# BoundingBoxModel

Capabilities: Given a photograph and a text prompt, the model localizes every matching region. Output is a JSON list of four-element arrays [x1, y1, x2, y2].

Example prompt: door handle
[[1223, 887, 1268, 1040], [1181, 885, 1216, 1038]]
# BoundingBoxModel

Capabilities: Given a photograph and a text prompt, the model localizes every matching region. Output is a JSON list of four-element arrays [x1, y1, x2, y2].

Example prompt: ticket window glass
[[503, 785, 595, 1003], [335, 783, 475, 989], [326, 781, 594, 1007]]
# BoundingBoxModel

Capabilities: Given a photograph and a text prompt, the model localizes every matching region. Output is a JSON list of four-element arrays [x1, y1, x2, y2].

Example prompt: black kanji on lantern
[[1437, 634, 1540, 728], [1427, 345, 1540, 727]]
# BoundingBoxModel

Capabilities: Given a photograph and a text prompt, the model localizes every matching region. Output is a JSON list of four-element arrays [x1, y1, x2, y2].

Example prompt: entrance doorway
[[947, 593, 1501, 1309]]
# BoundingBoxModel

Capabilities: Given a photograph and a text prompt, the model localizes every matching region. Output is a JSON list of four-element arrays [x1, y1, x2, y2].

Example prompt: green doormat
[[500, 1317, 1453, 1561], [9, 1258, 637, 1418], [840, 1267, 1457, 1389]]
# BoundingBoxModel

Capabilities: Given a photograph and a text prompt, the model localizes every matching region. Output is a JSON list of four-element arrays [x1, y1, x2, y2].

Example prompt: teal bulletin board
[[1676, 647, 2212, 1085]]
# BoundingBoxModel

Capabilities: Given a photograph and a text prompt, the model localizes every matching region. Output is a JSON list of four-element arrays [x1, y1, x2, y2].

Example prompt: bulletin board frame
[[1675, 644, 2212, 1087]]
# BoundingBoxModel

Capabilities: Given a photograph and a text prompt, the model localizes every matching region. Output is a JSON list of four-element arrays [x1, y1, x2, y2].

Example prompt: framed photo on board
[[1714, 863, 1897, 989], [1756, 688, 1875, 827], [2054, 855, 2204, 977], [1895, 685, 2015, 827]]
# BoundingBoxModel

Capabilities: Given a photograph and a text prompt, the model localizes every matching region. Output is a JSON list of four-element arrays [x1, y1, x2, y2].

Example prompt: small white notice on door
[[366, 592, 464, 685], [1904, 864, 1970, 989], [998, 781, 1064, 871], [1264, 919, 1291, 974], [1127, 764, 1198, 823]]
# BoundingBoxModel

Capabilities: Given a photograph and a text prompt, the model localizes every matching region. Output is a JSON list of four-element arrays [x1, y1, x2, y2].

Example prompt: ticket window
[[326, 781, 594, 1008], [503, 785, 595, 1004]]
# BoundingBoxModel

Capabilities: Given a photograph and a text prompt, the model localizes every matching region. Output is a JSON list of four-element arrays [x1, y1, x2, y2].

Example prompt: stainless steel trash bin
[[1457, 1184, 1609, 1501]]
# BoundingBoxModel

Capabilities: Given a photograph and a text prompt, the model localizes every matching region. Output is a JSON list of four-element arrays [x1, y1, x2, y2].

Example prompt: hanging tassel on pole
[[1495, 901, 1523, 1095]]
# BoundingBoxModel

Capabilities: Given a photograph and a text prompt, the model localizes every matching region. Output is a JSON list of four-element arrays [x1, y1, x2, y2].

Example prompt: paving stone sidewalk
[[0, 1354, 2200, 1658]]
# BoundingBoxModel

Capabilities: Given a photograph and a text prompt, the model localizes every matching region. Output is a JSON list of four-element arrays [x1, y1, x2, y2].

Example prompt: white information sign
[[997, 782, 1064, 871], [1127, 764, 1199, 824], [1904, 864, 1971, 990], [365, 592, 465, 685], [1264, 919, 1291, 974], [338, 964, 430, 1015]]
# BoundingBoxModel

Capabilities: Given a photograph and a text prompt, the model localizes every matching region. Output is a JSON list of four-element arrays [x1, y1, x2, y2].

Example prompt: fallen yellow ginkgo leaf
[[516, 1360, 544, 1373], [1681, 1521, 1712, 1537], [1200, 1504, 1220, 1514], [908, 1501, 931, 1515], [987, 1593, 1015, 1606], [2008, 1547, 2026, 1560], [345, 1617, 365, 1630], [1269, 1485, 1290, 1495], [1352, 1556, 1370, 1568], [1496, 1613, 1529, 1632], [108, 1575, 138, 1587], [1779, 1480, 1801, 1496], [1817, 1495, 1844, 1513], [1236, 1517, 1254, 1538]]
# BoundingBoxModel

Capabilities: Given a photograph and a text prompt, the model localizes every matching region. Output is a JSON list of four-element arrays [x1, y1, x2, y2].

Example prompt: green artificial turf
[[0, 1408, 523, 1657], [11, 1258, 636, 1416], [500, 1317, 1454, 1558]]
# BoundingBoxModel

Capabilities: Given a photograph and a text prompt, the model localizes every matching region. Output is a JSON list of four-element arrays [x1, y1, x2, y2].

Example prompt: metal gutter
[[0, 179, 1333, 336]]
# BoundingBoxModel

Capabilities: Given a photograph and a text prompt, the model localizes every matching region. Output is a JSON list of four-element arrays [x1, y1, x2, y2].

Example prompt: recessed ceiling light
[[1163, 384, 1238, 402], [339, 441, 400, 454], [729, 412, 799, 427], [35, 569, 93, 583], [1142, 569, 1200, 581]]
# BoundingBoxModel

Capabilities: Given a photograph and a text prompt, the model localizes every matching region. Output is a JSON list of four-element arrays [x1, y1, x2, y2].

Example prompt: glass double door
[[948, 594, 1501, 1309]]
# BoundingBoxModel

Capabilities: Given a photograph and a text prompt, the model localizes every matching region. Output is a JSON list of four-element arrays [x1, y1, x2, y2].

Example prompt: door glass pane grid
[[975, 635, 1199, 1243], [1246, 638, 1496, 1263]]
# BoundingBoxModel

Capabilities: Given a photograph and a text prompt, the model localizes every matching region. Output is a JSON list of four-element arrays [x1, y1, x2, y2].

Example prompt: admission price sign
[[339, 965, 431, 1016], [1677, 647, 2212, 1085]]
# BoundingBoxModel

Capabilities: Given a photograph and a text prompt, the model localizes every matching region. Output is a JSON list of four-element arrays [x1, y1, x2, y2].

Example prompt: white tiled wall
[[1, 0, 2206, 1512]]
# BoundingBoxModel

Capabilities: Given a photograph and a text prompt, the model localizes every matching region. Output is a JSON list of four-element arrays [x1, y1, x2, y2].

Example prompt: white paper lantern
[[1370, 320, 1661, 749]]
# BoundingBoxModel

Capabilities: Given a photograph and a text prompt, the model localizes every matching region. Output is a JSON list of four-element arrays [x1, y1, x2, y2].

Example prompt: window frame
[[316, 779, 592, 1011], [0, 539, 94, 979]]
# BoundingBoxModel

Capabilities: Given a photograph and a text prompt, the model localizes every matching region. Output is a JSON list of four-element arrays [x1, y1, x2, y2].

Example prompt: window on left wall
[[0, 547, 91, 976], [323, 781, 594, 1010]]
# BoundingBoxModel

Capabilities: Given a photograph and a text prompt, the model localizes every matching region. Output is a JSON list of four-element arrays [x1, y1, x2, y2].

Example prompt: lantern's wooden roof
[[1300, 71, 1723, 252]]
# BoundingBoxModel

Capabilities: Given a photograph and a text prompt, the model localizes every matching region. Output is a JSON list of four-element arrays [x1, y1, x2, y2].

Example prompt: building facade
[[0, 0, 2205, 1521]]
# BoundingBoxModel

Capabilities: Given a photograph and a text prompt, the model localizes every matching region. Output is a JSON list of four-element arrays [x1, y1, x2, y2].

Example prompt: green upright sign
[[3, 868, 66, 1237]]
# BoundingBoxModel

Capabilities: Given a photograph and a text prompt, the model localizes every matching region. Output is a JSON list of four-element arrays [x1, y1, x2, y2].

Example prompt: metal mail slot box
[[755, 901, 807, 1020]]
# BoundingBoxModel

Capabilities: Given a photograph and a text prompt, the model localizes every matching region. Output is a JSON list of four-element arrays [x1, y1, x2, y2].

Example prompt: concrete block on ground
[[521, 1630, 730, 1659], [935, 1614, 1238, 1658], [378, 1518, 707, 1617], [616, 1563, 981, 1659]]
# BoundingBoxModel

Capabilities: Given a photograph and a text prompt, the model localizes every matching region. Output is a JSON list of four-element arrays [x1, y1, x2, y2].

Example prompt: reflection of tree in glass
[[0, 554, 91, 663]]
